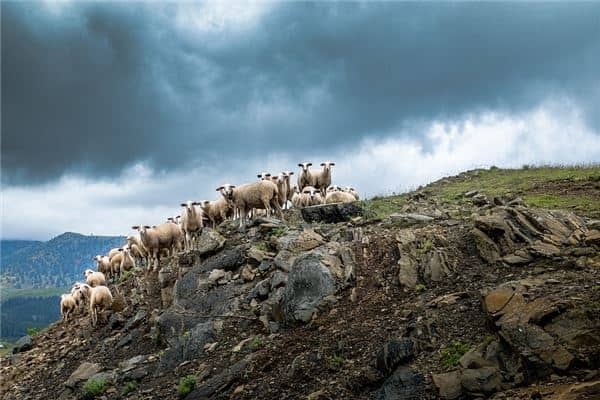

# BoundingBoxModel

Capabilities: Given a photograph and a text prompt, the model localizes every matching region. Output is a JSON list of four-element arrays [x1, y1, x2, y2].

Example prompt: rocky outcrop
[[301, 202, 363, 223]]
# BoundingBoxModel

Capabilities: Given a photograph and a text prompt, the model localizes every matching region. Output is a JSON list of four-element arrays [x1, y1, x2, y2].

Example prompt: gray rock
[[375, 339, 416, 374], [389, 213, 434, 225], [464, 190, 479, 198], [373, 366, 425, 400], [258, 259, 272, 272], [281, 253, 336, 323], [300, 202, 363, 223], [124, 310, 147, 331], [158, 322, 215, 369], [461, 367, 502, 394], [270, 271, 288, 290], [247, 279, 271, 301], [187, 355, 255, 399], [273, 250, 295, 272], [196, 229, 226, 256], [432, 371, 462, 400], [119, 355, 148, 372], [398, 257, 418, 288], [12, 335, 32, 354], [65, 362, 102, 388]]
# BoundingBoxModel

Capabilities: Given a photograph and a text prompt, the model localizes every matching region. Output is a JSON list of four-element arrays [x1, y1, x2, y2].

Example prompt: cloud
[[3, 100, 598, 240], [2, 2, 600, 185]]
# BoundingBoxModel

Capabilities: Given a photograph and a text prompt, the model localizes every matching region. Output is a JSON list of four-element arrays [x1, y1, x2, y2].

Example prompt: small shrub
[[269, 226, 288, 237], [26, 327, 40, 336], [122, 380, 137, 395], [83, 377, 106, 398], [328, 354, 345, 371], [118, 269, 133, 283], [248, 336, 264, 351], [440, 341, 470, 368], [415, 283, 427, 292], [418, 239, 433, 254], [178, 375, 197, 397]]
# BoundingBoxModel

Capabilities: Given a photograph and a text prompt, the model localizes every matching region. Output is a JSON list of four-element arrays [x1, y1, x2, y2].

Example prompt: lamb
[[343, 186, 360, 200], [325, 190, 356, 204], [94, 255, 112, 279], [271, 173, 288, 210], [217, 180, 284, 229], [312, 161, 335, 196], [200, 197, 233, 228], [88, 285, 113, 327], [131, 222, 183, 271], [290, 185, 305, 208], [297, 162, 314, 191], [116, 247, 136, 276], [84, 269, 106, 287], [180, 201, 204, 251], [127, 235, 148, 265], [303, 186, 324, 206], [60, 293, 77, 321]]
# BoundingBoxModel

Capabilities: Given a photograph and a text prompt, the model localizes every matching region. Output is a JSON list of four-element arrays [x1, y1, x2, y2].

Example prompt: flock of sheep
[[59, 161, 359, 327]]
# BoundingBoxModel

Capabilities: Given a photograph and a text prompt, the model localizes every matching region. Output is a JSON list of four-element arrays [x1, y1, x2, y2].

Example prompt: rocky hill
[[1, 167, 599, 400], [1, 232, 126, 289]]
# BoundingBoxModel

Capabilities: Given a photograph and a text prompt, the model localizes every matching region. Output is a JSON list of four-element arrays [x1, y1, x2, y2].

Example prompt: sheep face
[[320, 161, 335, 170], [257, 172, 271, 181], [216, 184, 236, 202], [132, 225, 152, 241], [298, 162, 312, 172], [327, 185, 341, 193], [84, 269, 94, 277]]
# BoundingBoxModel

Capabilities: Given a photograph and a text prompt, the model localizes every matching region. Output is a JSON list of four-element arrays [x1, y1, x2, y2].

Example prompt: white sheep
[[257, 172, 272, 181], [217, 180, 284, 229], [343, 186, 360, 200], [89, 285, 113, 327], [312, 161, 335, 196], [60, 293, 77, 321], [180, 201, 204, 251], [107, 247, 121, 261], [297, 162, 314, 191], [200, 197, 233, 228], [127, 235, 148, 265], [117, 247, 136, 276], [326, 190, 356, 204], [282, 171, 295, 209], [271, 173, 288, 211], [131, 222, 183, 271], [303, 186, 324, 206], [94, 255, 112, 279], [84, 269, 106, 287], [290, 185, 304, 208]]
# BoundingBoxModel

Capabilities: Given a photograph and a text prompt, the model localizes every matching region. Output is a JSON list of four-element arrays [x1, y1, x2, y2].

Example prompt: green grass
[[0, 287, 68, 302], [432, 166, 600, 213], [361, 195, 408, 219], [248, 336, 264, 351], [440, 341, 470, 368], [26, 327, 41, 336], [83, 377, 106, 398], [122, 380, 137, 395], [327, 354, 345, 371], [178, 375, 197, 397]]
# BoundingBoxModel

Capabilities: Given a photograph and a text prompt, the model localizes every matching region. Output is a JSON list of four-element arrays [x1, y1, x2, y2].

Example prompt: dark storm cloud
[[2, 2, 599, 185]]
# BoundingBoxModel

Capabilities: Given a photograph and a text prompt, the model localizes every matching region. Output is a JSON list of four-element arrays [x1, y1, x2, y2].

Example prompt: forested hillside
[[0, 232, 125, 289]]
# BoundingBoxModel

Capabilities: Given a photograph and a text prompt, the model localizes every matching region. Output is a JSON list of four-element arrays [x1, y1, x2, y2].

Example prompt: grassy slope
[[364, 165, 600, 219]]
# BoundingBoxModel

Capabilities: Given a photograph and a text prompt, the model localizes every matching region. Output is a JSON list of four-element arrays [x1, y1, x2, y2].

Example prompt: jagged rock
[[471, 193, 489, 206], [199, 246, 246, 272], [273, 250, 295, 272], [187, 355, 255, 399], [373, 366, 425, 400], [422, 249, 454, 282], [529, 241, 561, 257], [472, 228, 501, 263], [196, 229, 226, 256], [281, 253, 336, 323], [464, 190, 479, 198], [375, 339, 415, 374], [247, 279, 271, 301], [300, 202, 363, 223], [208, 269, 226, 283], [432, 371, 462, 399], [258, 259, 272, 272], [398, 257, 418, 289], [270, 271, 287, 290], [389, 213, 434, 225], [12, 335, 32, 354], [118, 355, 147, 372], [158, 322, 215, 369], [460, 366, 502, 394], [241, 265, 256, 282], [276, 229, 325, 253], [248, 246, 268, 263], [109, 313, 127, 330], [65, 362, 102, 388], [124, 310, 147, 331]]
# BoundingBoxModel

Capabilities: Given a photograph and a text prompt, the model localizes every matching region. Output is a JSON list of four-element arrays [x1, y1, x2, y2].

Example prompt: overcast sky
[[2, 1, 600, 240]]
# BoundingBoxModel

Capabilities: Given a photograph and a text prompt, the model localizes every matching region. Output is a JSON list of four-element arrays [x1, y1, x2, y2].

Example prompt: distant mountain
[[0, 232, 126, 289]]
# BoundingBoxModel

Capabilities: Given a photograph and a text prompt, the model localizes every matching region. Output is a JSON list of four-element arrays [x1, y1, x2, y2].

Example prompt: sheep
[[84, 269, 106, 287], [290, 185, 305, 208], [343, 186, 360, 200], [303, 186, 324, 206], [131, 222, 183, 271], [282, 171, 295, 209], [312, 161, 335, 196], [127, 235, 148, 265], [257, 172, 272, 181], [94, 255, 112, 279], [60, 293, 77, 321], [327, 185, 342, 193], [116, 247, 136, 276], [325, 190, 356, 204], [89, 285, 113, 327], [180, 201, 204, 251], [217, 180, 284, 229], [271, 173, 288, 210], [297, 162, 314, 191], [200, 197, 233, 228]]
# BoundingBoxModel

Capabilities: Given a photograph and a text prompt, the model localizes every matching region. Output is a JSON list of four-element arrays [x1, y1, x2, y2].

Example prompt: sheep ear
[[257, 174, 261, 178], [297, 163, 303, 167], [230, 185, 236, 189], [320, 163, 325, 166], [132, 225, 139, 230], [330, 162, 335, 166], [180, 203, 186, 207], [144, 225, 151, 229], [307, 163, 312, 166], [216, 186, 224, 191], [289, 172, 294, 175]]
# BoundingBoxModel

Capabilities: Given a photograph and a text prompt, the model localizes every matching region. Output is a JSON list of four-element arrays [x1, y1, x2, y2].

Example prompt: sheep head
[[217, 184, 235, 201], [320, 161, 335, 170], [298, 162, 312, 172], [257, 172, 271, 180]]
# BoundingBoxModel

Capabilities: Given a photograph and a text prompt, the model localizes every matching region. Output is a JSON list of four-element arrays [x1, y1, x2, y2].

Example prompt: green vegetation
[[327, 354, 345, 371], [361, 195, 408, 219], [122, 380, 137, 395], [268, 226, 288, 238], [415, 283, 427, 292], [248, 335, 264, 351], [440, 341, 470, 368], [83, 377, 106, 398], [118, 269, 134, 283], [26, 327, 40, 336], [431, 165, 600, 217], [178, 375, 197, 397]]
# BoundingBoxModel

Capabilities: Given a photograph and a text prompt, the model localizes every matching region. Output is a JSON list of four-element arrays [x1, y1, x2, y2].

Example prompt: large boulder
[[373, 366, 425, 400], [195, 228, 226, 256], [301, 202, 363, 223], [280, 252, 336, 323], [12, 335, 32, 354], [65, 362, 102, 388], [158, 322, 215, 369]]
